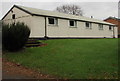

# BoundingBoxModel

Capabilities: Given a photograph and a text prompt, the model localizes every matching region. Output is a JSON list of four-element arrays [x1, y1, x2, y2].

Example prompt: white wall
[[30, 16, 45, 38], [2, 7, 46, 38], [46, 18, 117, 38], [3, 7, 30, 21], [114, 27, 118, 38], [2, 7, 33, 37]]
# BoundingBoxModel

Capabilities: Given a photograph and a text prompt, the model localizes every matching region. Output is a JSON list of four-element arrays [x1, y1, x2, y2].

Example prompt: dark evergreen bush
[[2, 22, 30, 51]]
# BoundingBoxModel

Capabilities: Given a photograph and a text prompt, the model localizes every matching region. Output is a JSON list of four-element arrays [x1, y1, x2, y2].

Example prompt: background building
[[104, 17, 120, 38]]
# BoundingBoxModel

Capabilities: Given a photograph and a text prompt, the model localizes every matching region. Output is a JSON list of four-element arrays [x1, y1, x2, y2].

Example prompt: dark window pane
[[12, 14, 15, 19], [48, 18, 54, 24], [109, 26, 112, 30], [86, 22, 89, 27], [70, 20, 74, 26]]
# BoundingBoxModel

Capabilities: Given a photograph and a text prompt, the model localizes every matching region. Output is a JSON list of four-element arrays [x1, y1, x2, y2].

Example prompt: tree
[[55, 4, 83, 16]]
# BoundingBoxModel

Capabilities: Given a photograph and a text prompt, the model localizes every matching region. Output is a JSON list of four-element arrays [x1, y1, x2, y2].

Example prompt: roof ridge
[[105, 16, 120, 21]]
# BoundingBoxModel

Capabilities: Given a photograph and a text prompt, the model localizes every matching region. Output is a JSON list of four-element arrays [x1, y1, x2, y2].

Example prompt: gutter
[[33, 14, 114, 26]]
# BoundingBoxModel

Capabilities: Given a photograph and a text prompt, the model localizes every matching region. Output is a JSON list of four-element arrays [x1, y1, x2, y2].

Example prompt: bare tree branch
[[55, 4, 83, 16]]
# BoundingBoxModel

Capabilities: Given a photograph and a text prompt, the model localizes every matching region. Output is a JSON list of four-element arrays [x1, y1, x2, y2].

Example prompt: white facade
[[2, 5, 118, 38]]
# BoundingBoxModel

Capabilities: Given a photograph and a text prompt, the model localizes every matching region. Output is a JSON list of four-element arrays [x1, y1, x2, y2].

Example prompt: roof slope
[[104, 17, 120, 21], [3, 5, 115, 26]]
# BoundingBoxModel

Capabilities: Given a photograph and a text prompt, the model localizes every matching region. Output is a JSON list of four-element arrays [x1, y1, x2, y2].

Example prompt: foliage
[[2, 22, 30, 51], [56, 4, 83, 16], [4, 39, 118, 79]]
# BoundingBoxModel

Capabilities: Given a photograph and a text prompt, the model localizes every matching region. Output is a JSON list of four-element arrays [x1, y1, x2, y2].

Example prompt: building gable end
[[2, 5, 33, 20]]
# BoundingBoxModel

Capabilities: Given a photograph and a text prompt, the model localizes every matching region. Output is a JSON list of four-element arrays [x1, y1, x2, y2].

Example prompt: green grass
[[3, 39, 118, 79]]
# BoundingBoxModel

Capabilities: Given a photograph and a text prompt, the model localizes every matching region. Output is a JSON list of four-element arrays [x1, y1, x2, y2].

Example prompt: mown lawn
[[3, 39, 118, 79]]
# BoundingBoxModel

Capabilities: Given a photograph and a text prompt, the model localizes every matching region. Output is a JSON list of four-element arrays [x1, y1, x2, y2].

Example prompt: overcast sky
[[1, 0, 119, 20]]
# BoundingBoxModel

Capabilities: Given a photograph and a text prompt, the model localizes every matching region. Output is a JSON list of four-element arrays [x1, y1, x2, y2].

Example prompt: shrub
[[2, 22, 30, 51]]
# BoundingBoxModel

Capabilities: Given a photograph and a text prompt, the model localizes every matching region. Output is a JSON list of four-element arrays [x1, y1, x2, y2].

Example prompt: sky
[[0, 0, 119, 20]]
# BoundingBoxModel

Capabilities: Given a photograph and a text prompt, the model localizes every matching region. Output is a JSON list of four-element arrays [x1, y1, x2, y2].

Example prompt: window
[[48, 17, 58, 25], [86, 22, 89, 27], [11, 10, 13, 13], [98, 24, 103, 30], [109, 26, 112, 30], [69, 20, 77, 27], [12, 14, 15, 19], [85, 22, 92, 29]]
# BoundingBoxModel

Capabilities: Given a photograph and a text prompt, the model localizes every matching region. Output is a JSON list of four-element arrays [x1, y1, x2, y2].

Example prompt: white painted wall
[[114, 27, 118, 38], [3, 7, 30, 20], [47, 18, 117, 38], [2, 7, 45, 38], [30, 16, 45, 38], [2, 7, 33, 37]]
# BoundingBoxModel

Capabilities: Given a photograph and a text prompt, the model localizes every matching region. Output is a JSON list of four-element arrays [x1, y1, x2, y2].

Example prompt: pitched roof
[[2, 5, 115, 26], [104, 17, 120, 21]]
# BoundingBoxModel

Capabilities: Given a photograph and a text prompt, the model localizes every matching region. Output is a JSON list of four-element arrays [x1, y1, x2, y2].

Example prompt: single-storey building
[[2, 5, 118, 38]]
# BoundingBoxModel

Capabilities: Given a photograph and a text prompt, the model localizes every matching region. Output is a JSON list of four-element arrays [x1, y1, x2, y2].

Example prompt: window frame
[[85, 22, 92, 29], [109, 25, 112, 30], [98, 24, 103, 30], [48, 17, 58, 26], [69, 20, 77, 27], [12, 14, 15, 19]]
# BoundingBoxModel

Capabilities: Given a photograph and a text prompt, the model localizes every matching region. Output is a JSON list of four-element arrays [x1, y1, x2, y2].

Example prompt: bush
[[2, 22, 30, 51]]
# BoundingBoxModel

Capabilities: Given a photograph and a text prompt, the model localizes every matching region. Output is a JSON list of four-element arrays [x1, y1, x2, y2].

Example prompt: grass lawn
[[3, 39, 118, 79]]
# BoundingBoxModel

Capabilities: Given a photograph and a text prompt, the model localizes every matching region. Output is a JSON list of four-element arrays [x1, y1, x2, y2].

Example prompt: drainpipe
[[44, 17, 47, 39]]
